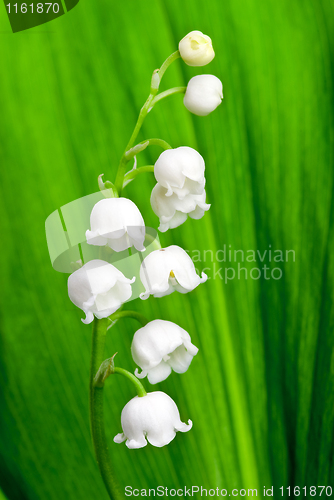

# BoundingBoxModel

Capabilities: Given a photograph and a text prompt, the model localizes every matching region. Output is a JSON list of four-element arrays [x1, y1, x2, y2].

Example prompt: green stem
[[125, 138, 172, 160], [109, 309, 149, 327], [123, 165, 154, 188], [151, 86, 187, 107], [146, 138, 172, 150], [90, 318, 121, 500], [114, 51, 180, 195], [144, 231, 162, 251], [158, 50, 180, 80], [113, 367, 147, 397], [114, 94, 155, 194]]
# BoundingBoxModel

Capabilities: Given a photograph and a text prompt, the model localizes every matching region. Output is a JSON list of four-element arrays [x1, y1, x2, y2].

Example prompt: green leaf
[[0, 0, 333, 499]]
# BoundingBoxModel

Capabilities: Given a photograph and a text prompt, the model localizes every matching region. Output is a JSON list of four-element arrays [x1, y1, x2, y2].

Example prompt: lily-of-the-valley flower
[[184, 75, 223, 116], [132, 319, 199, 384], [114, 391, 192, 448], [140, 245, 207, 299], [86, 198, 146, 252], [68, 259, 135, 324], [150, 183, 210, 232], [179, 30, 215, 67], [154, 146, 206, 200]]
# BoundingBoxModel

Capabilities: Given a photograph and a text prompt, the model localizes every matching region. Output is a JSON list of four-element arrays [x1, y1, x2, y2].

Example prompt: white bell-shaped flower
[[68, 259, 135, 324], [154, 147, 205, 200], [132, 320, 199, 384], [140, 245, 207, 300], [86, 198, 145, 252], [151, 183, 210, 232], [184, 75, 223, 116], [179, 30, 215, 67], [114, 391, 192, 449]]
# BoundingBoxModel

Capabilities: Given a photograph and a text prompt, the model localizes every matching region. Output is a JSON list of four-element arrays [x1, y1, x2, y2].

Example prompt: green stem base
[[89, 318, 121, 500]]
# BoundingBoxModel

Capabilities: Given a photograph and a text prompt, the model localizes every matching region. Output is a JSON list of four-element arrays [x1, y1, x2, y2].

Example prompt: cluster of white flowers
[[65, 31, 222, 450], [68, 204, 203, 447]]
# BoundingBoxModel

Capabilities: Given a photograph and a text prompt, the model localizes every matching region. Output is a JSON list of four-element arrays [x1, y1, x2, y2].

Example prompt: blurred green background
[[0, 0, 333, 498]]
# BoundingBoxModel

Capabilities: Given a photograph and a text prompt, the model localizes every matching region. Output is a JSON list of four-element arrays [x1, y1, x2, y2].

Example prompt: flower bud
[[150, 71, 160, 92], [68, 259, 135, 324], [86, 198, 146, 252], [114, 391, 192, 448], [132, 320, 199, 384], [139, 245, 207, 300], [98, 174, 118, 198], [154, 146, 206, 200], [151, 183, 210, 232], [184, 74, 223, 116], [179, 30, 215, 67]]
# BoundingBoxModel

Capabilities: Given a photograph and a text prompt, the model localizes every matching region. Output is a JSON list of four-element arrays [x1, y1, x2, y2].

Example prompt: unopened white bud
[[179, 31, 215, 67], [184, 75, 223, 116]]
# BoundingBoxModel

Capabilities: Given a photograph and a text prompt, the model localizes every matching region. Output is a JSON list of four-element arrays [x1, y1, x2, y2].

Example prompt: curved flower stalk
[[132, 319, 199, 384], [154, 146, 206, 199], [184, 75, 223, 116], [49, 29, 222, 500], [114, 391, 192, 449], [179, 30, 215, 67], [86, 198, 146, 252], [151, 183, 210, 232], [68, 260, 135, 324], [140, 245, 207, 299]]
